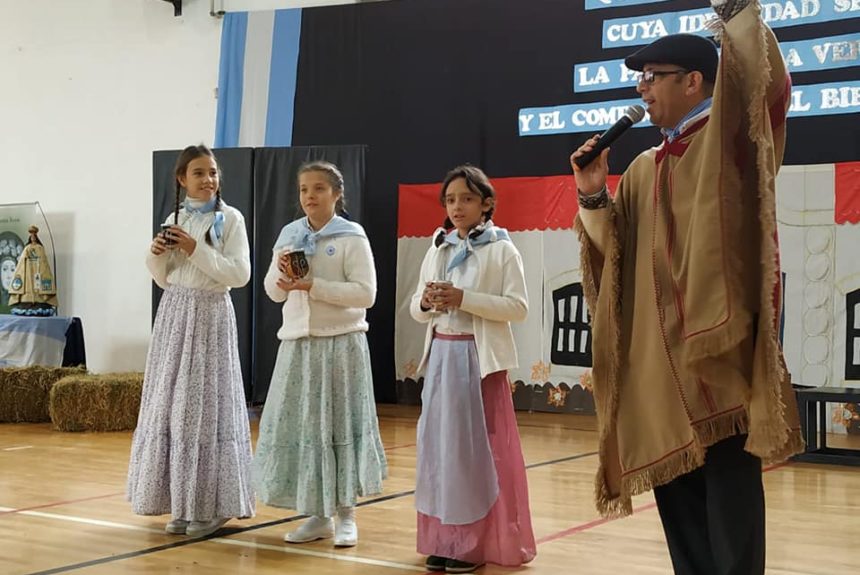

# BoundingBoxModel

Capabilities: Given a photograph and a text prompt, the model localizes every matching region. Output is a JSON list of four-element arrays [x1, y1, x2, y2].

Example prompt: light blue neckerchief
[[662, 97, 713, 143], [273, 215, 366, 254], [438, 221, 512, 273], [183, 195, 225, 247]]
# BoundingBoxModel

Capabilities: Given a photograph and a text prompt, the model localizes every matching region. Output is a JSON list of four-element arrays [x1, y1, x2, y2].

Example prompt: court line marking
[[17, 452, 786, 562], [2, 445, 34, 451], [0, 507, 163, 534], [11, 506, 424, 574], [383, 442, 416, 451], [215, 538, 426, 571], [3, 446, 416, 518], [536, 503, 658, 545], [526, 451, 598, 469], [0, 492, 126, 517], [0, 444, 416, 519], [16, 450, 599, 574], [536, 461, 794, 545]]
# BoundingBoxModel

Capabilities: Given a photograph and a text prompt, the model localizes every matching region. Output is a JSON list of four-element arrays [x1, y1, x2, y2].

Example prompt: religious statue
[[8, 225, 58, 317]]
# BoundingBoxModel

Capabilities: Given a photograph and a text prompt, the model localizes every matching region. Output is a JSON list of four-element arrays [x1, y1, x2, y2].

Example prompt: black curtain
[[151, 148, 255, 399], [154, 0, 860, 406], [251, 145, 367, 403], [152, 146, 367, 403], [289, 0, 860, 408]]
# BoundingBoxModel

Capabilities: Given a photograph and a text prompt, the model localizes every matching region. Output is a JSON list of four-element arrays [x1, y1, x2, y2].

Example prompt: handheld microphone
[[573, 105, 646, 169]]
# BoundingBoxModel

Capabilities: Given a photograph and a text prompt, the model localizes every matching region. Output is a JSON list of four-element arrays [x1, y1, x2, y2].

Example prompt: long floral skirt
[[127, 286, 255, 521]]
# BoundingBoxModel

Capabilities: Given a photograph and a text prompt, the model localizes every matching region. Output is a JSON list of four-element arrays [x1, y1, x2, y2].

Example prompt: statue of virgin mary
[[8, 225, 58, 317]]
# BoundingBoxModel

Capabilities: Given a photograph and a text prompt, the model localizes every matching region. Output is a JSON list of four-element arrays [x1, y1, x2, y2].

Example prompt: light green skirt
[[253, 332, 387, 517]]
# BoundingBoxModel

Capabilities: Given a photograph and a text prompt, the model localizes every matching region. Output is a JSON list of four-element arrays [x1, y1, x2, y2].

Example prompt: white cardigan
[[264, 232, 376, 340], [146, 204, 251, 292], [410, 237, 528, 379]]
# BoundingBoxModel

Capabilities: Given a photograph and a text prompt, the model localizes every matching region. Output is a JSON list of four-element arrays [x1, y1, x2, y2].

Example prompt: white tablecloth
[[0, 315, 72, 367]]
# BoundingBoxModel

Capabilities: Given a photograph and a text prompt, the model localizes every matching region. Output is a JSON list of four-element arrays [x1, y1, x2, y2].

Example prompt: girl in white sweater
[[128, 144, 255, 538], [253, 161, 387, 548], [411, 165, 536, 574]]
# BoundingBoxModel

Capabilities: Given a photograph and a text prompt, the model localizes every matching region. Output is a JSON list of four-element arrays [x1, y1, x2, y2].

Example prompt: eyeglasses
[[636, 69, 688, 85]]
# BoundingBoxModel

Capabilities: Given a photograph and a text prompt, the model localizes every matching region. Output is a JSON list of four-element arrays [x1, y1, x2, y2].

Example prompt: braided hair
[[173, 144, 223, 246]]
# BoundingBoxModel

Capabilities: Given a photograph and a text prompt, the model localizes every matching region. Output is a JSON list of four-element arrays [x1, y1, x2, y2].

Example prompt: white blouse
[[410, 237, 528, 379], [146, 203, 251, 292], [431, 237, 478, 335]]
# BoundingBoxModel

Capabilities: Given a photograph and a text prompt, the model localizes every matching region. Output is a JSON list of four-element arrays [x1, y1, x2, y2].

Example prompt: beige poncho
[[576, 2, 804, 517]]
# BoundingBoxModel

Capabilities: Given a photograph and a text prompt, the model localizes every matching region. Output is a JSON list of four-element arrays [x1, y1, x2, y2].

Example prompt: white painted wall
[[223, 0, 358, 10], [0, 0, 385, 374], [0, 0, 223, 372]]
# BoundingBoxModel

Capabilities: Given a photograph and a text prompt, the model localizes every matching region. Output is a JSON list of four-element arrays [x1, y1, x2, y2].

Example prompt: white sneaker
[[165, 518, 189, 535], [334, 507, 358, 547], [284, 516, 334, 543], [186, 517, 229, 537]]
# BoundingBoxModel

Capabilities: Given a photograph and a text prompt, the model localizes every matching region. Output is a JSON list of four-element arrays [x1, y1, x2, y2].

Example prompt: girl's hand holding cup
[[162, 225, 197, 256], [151, 233, 170, 256], [152, 224, 194, 255], [421, 284, 436, 311], [277, 249, 312, 292], [425, 280, 460, 312]]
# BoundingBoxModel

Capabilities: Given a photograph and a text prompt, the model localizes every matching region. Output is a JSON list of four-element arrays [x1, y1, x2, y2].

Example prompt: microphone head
[[625, 105, 646, 124]]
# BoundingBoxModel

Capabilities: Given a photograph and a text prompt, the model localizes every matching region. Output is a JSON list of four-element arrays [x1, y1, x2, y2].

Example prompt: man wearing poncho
[[570, 1, 804, 573]]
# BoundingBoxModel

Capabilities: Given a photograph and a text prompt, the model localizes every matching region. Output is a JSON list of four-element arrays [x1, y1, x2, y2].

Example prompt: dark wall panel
[[152, 148, 255, 399], [251, 145, 367, 403]]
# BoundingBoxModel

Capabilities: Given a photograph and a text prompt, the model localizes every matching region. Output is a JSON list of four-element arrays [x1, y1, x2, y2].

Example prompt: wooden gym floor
[[1, 404, 858, 574]]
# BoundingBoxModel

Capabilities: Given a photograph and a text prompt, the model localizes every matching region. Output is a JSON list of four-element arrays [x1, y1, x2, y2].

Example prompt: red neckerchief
[[655, 116, 710, 164]]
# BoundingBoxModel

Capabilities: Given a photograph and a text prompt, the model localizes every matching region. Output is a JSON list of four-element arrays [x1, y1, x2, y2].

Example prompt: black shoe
[[446, 559, 483, 573], [425, 555, 447, 572]]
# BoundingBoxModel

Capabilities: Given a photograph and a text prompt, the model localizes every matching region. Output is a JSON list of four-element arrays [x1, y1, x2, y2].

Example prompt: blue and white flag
[[215, 10, 303, 148]]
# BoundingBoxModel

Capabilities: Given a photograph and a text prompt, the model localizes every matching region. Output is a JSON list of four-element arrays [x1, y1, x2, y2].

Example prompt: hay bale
[[0, 366, 88, 423], [49, 372, 144, 432]]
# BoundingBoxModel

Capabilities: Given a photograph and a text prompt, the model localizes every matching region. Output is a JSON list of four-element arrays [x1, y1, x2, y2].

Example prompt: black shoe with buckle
[[445, 558, 483, 573], [425, 555, 447, 572]]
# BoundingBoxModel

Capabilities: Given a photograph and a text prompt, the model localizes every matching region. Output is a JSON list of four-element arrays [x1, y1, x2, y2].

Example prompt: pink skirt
[[417, 368, 536, 566]]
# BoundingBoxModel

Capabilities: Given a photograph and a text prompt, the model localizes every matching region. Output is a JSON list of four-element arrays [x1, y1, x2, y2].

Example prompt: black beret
[[624, 33, 719, 84]]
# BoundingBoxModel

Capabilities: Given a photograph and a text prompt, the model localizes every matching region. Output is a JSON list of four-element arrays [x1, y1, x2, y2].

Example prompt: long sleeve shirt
[[146, 203, 251, 292], [264, 231, 377, 340]]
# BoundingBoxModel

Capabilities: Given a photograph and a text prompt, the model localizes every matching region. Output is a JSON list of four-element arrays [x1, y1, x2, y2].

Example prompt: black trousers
[[653, 434, 765, 575]]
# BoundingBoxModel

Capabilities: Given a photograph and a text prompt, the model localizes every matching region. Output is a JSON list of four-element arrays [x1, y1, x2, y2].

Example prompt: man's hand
[[571, 135, 610, 196], [711, 0, 748, 21]]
